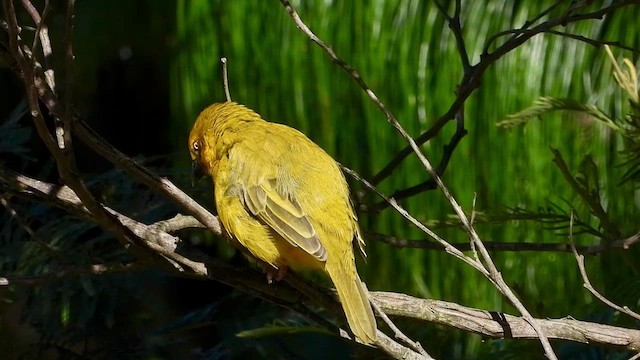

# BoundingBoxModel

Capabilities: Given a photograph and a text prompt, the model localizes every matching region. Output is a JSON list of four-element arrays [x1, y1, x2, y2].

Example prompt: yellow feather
[[188, 102, 377, 344]]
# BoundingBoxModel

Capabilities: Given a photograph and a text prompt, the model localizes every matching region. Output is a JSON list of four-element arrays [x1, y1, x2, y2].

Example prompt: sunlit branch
[[20, 0, 54, 90], [374, 292, 640, 351], [371, 297, 431, 358]]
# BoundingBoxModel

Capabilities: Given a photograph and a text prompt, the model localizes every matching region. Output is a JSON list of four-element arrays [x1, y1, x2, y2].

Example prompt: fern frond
[[497, 97, 619, 131]]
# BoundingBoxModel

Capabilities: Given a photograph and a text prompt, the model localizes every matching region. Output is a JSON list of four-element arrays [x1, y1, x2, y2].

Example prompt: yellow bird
[[188, 101, 377, 344]]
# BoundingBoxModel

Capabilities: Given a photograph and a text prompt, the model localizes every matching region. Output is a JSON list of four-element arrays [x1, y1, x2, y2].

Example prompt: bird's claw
[[267, 266, 288, 284]]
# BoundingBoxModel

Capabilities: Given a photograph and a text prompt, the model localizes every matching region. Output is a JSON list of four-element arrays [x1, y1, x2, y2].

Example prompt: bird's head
[[188, 101, 262, 186], [188, 103, 222, 186]]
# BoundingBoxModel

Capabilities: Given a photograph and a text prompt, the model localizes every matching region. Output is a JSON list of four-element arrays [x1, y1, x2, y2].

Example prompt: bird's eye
[[193, 141, 200, 152]]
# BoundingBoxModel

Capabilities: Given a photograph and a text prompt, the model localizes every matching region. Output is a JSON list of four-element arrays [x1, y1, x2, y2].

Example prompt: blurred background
[[1, 0, 639, 359]]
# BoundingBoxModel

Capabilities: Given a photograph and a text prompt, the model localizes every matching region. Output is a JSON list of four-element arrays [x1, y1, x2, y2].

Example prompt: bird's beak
[[191, 159, 204, 187]]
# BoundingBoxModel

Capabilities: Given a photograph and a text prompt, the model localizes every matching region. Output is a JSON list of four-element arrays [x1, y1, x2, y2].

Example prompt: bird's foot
[[267, 266, 288, 284]]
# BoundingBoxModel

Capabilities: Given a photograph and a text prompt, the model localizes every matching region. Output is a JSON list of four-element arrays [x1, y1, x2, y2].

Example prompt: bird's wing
[[242, 178, 327, 262]]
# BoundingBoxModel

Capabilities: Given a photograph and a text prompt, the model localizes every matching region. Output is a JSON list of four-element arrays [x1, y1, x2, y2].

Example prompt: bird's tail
[[326, 257, 377, 344]]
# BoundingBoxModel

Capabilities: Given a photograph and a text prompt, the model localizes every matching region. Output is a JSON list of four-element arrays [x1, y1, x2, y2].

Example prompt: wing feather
[[242, 178, 327, 262]]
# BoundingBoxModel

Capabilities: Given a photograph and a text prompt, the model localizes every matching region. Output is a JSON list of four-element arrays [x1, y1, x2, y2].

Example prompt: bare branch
[[434, 0, 470, 70], [152, 213, 206, 232], [341, 165, 488, 276], [19, 0, 55, 91], [545, 29, 640, 54], [374, 292, 640, 351], [569, 214, 640, 322], [363, 112, 467, 212], [374, 332, 428, 360]]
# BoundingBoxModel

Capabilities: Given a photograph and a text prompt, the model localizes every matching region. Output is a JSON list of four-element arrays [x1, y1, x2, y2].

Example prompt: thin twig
[[545, 29, 640, 54], [21, 0, 54, 90], [221, 57, 231, 101], [279, 0, 401, 149], [341, 166, 488, 276], [483, 0, 568, 53], [434, 0, 470, 70], [152, 213, 206, 232], [569, 213, 640, 322], [364, 110, 467, 212], [469, 193, 479, 261]]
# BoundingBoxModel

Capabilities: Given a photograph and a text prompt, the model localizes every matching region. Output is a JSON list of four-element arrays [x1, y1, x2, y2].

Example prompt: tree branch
[[569, 215, 640, 322], [374, 292, 640, 351]]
